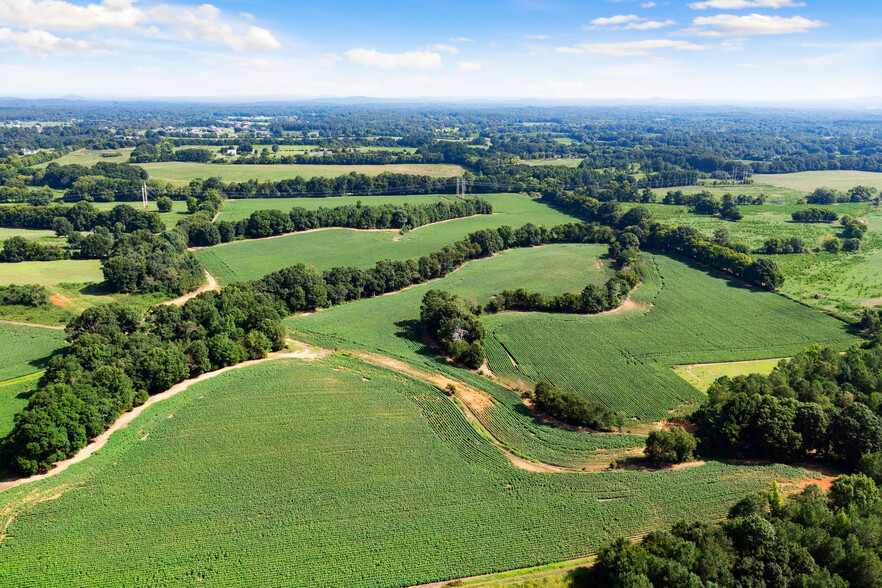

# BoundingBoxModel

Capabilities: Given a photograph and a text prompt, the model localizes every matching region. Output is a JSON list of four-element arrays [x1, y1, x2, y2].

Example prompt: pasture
[[0, 377, 38, 438], [520, 158, 584, 167], [753, 170, 882, 193], [0, 357, 809, 587], [87, 198, 192, 228], [0, 260, 103, 286], [672, 358, 784, 392], [135, 161, 465, 184], [32, 148, 135, 168], [197, 193, 582, 284]]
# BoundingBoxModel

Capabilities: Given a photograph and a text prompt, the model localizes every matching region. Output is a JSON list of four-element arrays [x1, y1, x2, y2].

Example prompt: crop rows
[[0, 358, 810, 587]]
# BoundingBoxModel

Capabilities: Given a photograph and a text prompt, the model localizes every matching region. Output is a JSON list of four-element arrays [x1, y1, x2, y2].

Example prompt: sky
[[0, 0, 880, 102]]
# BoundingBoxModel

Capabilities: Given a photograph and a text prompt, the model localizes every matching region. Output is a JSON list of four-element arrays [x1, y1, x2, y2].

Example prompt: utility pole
[[141, 183, 148, 210]]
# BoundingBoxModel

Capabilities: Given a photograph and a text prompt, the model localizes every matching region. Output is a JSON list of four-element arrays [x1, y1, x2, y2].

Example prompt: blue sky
[[0, 0, 879, 101]]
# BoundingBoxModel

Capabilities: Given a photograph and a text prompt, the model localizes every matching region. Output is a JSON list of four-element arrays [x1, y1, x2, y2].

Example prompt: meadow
[[753, 170, 882, 193], [0, 260, 103, 286], [32, 148, 135, 168], [0, 357, 810, 587], [672, 358, 783, 392], [88, 198, 192, 228], [135, 161, 465, 184], [197, 194, 582, 284], [520, 158, 584, 167]]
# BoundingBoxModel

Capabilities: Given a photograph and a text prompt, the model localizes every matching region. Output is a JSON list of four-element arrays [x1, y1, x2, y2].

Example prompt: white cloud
[[133, 65, 160, 73], [586, 14, 675, 30], [457, 60, 482, 71], [344, 48, 443, 69], [0, 26, 108, 57], [641, 1, 656, 6], [235, 57, 284, 71], [736, 62, 760, 68], [685, 14, 825, 37], [556, 39, 708, 56], [317, 52, 342, 68], [450, 37, 473, 42], [688, 0, 805, 9], [0, 0, 144, 31], [239, 12, 254, 20], [525, 34, 549, 39], [430, 43, 458, 54], [0, 0, 281, 52]]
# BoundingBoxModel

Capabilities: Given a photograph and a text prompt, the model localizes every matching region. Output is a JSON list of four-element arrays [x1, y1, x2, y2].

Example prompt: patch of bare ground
[[189, 226, 397, 251], [0, 343, 329, 494], [0, 319, 64, 330], [162, 271, 220, 306], [49, 293, 84, 311]]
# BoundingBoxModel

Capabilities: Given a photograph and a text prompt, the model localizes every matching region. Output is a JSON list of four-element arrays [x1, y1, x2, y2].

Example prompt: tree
[[156, 196, 173, 213], [828, 474, 879, 512], [644, 427, 697, 465]]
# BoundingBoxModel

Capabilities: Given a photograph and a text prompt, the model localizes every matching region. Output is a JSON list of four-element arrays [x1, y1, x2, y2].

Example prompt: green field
[[33, 148, 135, 168], [0, 357, 809, 587], [650, 183, 804, 205], [0, 260, 104, 286], [87, 199, 192, 228], [197, 194, 582, 284], [672, 358, 784, 392], [0, 377, 39, 438], [753, 170, 882, 193], [520, 158, 584, 167], [480, 254, 857, 421], [0, 322, 66, 382], [0, 227, 62, 245], [216, 194, 453, 222], [135, 161, 465, 184]]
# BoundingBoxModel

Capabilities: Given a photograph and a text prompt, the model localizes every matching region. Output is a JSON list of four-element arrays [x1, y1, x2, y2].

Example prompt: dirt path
[[351, 351, 570, 473], [0, 319, 64, 331], [162, 271, 220, 306], [407, 555, 597, 588], [0, 342, 328, 494], [189, 227, 397, 251]]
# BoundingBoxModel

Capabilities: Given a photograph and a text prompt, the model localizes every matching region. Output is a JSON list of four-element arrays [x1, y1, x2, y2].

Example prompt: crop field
[[0, 260, 103, 286], [753, 170, 882, 193], [197, 194, 582, 284], [216, 194, 452, 222], [0, 357, 810, 587], [134, 161, 466, 184], [0, 377, 38, 438], [0, 322, 66, 383], [480, 254, 857, 421], [672, 358, 783, 392]]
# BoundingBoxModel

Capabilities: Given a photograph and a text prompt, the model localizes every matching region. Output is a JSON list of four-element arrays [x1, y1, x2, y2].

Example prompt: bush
[[532, 381, 622, 431], [644, 427, 697, 465]]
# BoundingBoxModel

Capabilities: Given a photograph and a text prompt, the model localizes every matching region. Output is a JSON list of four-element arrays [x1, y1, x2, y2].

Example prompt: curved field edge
[[0, 357, 814, 588]]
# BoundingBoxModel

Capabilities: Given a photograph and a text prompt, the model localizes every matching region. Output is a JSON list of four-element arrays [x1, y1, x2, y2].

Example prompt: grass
[[87, 199, 192, 229], [0, 378, 38, 438], [0, 227, 62, 245], [197, 194, 583, 284], [32, 148, 135, 168], [0, 356, 810, 587], [216, 194, 453, 222], [0, 260, 103, 286], [519, 158, 584, 167], [0, 322, 66, 382], [672, 358, 784, 392], [134, 161, 465, 184], [753, 170, 882, 193]]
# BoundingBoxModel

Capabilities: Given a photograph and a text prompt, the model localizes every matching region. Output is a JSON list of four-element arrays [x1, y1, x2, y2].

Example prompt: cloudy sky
[[0, 0, 879, 101]]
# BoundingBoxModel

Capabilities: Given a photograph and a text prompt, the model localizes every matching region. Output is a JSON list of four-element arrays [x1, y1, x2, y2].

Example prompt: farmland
[[135, 161, 465, 184], [0, 260, 103, 286], [89, 199, 192, 228], [32, 148, 135, 168], [198, 193, 582, 284], [672, 358, 783, 392], [0, 357, 810, 587], [216, 194, 453, 222], [481, 254, 856, 421], [753, 170, 882, 193], [0, 322, 66, 383]]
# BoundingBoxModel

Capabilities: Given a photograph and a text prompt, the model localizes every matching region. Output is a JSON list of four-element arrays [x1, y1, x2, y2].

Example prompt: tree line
[[587, 478, 882, 587]]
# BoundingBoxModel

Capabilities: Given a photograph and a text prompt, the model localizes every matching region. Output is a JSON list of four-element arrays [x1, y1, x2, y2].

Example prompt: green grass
[[87, 199, 192, 229], [0, 356, 810, 587], [198, 194, 582, 284], [0, 322, 66, 382], [216, 194, 454, 222], [753, 170, 882, 193], [479, 254, 857, 421], [519, 158, 584, 167], [135, 161, 465, 184], [0, 227, 62, 245], [650, 183, 804, 205], [32, 148, 135, 168], [0, 260, 104, 286], [672, 358, 784, 392]]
